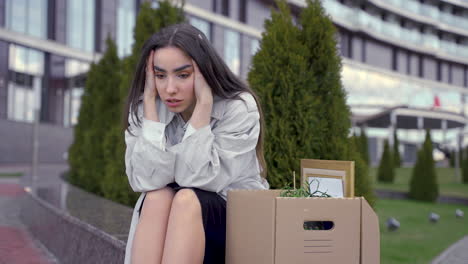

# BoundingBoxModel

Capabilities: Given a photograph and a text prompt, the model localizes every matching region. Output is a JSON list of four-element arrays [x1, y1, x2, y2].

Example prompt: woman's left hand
[[192, 60, 213, 105]]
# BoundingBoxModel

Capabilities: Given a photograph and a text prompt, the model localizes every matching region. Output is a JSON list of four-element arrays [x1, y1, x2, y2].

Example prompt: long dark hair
[[123, 23, 267, 178]]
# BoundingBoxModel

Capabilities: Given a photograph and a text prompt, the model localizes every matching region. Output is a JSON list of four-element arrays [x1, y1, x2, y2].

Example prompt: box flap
[[275, 197, 361, 264], [226, 190, 282, 264], [360, 197, 380, 264]]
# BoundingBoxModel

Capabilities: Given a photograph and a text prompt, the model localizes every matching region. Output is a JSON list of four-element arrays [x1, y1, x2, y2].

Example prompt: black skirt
[[139, 183, 226, 264]]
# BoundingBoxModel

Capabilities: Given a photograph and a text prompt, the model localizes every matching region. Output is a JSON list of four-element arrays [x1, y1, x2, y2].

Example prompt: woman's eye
[[178, 73, 190, 79], [155, 74, 165, 79]]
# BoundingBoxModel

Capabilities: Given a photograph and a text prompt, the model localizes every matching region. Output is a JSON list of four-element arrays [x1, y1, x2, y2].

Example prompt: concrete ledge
[[20, 191, 126, 264]]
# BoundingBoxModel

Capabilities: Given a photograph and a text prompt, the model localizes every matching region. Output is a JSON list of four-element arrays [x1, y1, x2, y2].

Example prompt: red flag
[[433, 95, 441, 108]]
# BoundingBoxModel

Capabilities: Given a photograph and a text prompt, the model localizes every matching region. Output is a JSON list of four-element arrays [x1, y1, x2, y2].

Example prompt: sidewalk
[[432, 236, 468, 264], [0, 177, 58, 264]]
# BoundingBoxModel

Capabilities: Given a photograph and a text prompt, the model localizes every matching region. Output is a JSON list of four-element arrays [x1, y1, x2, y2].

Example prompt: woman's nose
[[166, 77, 177, 94]]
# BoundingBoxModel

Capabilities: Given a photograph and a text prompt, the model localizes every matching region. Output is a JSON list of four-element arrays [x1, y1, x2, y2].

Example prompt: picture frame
[[300, 159, 355, 197]]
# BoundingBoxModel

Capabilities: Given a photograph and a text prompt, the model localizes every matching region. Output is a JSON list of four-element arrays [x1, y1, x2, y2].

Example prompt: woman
[[124, 23, 269, 264]]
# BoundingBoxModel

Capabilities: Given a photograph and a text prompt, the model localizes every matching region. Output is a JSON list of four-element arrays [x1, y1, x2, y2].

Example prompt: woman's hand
[[189, 60, 212, 129], [192, 60, 213, 105], [143, 50, 159, 122], [143, 50, 158, 100]]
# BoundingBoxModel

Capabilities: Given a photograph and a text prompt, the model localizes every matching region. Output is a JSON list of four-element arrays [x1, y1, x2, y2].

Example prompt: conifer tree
[[299, 0, 351, 160], [301, 0, 370, 198], [409, 130, 439, 202], [101, 1, 185, 205], [349, 135, 376, 207], [249, 0, 354, 188], [377, 139, 394, 183], [459, 148, 464, 170], [462, 147, 468, 184], [393, 129, 401, 167], [68, 70, 94, 187], [359, 128, 370, 165], [68, 38, 121, 194], [449, 150, 455, 168], [248, 0, 317, 188]]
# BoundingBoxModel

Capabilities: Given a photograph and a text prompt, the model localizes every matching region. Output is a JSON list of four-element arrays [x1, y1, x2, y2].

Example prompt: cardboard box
[[226, 190, 380, 264]]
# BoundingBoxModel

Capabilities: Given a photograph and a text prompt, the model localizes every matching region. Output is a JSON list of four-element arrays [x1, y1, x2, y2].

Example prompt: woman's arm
[[188, 60, 213, 130], [124, 49, 175, 192], [125, 103, 176, 193], [172, 94, 261, 193]]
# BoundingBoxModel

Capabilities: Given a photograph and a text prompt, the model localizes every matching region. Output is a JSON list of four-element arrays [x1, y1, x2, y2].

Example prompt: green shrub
[[393, 129, 401, 167], [359, 128, 370, 166], [349, 135, 376, 207], [378, 139, 394, 183], [409, 130, 439, 202], [248, 0, 351, 188]]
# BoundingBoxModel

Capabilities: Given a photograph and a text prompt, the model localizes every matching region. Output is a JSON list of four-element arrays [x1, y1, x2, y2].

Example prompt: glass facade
[[117, 0, 136, 58], [323, 0, 468, 59], [190, 16, 211, 41], [385, 0, 468, 30], [5, 0, 48, 38], [251, 39, 260, 55], [7, 44, 44, 123], [63, 60, 89, 127], [342, 63, 463, 115], [224, 29, 241, 75], [66, 0, 95, 52]]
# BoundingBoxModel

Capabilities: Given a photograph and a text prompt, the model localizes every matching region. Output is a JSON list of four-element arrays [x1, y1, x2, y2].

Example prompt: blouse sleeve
[[124, 103, 176, 192], [171, 96, 261, 193]]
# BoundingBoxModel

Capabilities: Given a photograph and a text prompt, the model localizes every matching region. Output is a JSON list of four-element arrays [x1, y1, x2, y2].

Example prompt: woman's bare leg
[[161, 189, 205, 264], [131, 187, 175, 264]]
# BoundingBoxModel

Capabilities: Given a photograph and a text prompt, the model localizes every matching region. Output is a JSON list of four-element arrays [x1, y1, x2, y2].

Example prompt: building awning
[[354, 106, 466, 129]]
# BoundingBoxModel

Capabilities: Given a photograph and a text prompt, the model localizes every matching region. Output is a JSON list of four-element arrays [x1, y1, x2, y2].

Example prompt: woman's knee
[[146, 186, 175, 202], [140, 187, 175, 215], [171, 189, 202, 214]]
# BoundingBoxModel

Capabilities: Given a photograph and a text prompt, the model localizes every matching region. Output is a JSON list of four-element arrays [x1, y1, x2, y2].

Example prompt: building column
[[389, 111, 397, 145], [417, 116, 424, 148], [442, 119, 447, 144]]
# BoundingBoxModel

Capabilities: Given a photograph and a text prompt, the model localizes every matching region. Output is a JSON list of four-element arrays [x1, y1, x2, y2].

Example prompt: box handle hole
[[303, 221, 334, 230]]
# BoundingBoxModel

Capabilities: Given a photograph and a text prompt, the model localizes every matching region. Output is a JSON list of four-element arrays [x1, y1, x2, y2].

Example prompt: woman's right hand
[[143, 49, 158, 100], [143, 50, 160, 122]]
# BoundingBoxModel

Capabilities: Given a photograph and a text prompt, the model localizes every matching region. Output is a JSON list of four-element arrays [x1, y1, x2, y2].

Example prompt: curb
[[20, 190, 126, 264], [375, 189, 468, 206]]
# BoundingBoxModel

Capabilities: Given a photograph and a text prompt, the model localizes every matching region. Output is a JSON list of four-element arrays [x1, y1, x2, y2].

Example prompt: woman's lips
[[166, 99, 182, 107]]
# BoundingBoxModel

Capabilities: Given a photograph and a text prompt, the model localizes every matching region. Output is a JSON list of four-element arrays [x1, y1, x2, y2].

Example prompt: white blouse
[[124, 92, 269, 264]]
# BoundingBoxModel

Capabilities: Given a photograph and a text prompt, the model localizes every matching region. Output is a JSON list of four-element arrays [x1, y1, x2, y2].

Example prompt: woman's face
[[153, 46, 196, 121]]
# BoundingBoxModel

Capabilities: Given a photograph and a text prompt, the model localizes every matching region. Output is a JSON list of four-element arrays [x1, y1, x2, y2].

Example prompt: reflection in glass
[[63, 60, 89, 127], [7, 44, 44, 123], [67, 0, 95, 52], [5, 0, 47, 38], [342, 64, 463, 114], [224, 29, 240, 75], [117, 0, 136, 57], [322, 0, 468, 59], [251, 39, 260, 55], [190, 16, 211, 41]]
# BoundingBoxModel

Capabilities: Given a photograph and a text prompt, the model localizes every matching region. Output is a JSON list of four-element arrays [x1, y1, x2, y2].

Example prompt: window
[[251, 39, 260, 55], [7, 44, 44, 123], [239, 0, 247, 23], [213, 0, 229, 17], [224, 29, 240, 75], [67, 0, 95, 52], [5, 0, 47, 38], [190, 17, 211, 41], [63, 60, 89, 127], [117, 0, 136, 57]]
